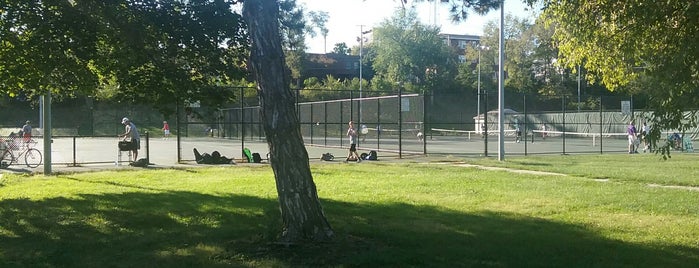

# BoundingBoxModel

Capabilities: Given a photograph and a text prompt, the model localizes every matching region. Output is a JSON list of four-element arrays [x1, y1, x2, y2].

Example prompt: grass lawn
[[1, 154, 698, 267]]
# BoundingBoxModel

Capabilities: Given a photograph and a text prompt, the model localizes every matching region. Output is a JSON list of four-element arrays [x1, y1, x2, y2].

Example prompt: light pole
[[357, 25, 371, 124], [477, 45, 489, 132], [498, 0, 505, 161]]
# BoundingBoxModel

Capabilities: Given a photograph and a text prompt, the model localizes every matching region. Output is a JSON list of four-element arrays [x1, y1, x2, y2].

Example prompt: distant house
[[303, 53, 372, 81], [439, 33, 481, 63]]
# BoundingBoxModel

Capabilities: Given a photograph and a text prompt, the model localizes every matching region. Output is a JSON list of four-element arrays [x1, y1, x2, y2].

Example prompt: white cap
[[121, 117, 129, 124]]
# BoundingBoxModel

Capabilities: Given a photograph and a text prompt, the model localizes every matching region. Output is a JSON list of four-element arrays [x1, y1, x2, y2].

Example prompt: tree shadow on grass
[[245, 200, 699, 267], [1, 192, 698, 267], [0, 191, 281, 267]]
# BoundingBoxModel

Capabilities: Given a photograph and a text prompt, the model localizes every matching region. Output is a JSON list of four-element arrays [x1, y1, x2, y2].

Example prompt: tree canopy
[[541, 0, 699, 153], [0, 0, 249, 113], [371, 8, 456, 92]]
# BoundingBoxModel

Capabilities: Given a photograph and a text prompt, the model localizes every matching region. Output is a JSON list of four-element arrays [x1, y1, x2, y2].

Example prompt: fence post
[[310, 104, 314, 145], [324, 102, 328, 146], [73, 136, 77, 167], [484, 91, 488, 157], [377, 98, 381, 151], [241, 87, 246, 159], [562, 95, 567, 155], [176, 100, 181, 163], [599, 96, 603, 154], [145, 131, 149, 163], [340, 95, 345, 148], [398, 86, 403, 159], [422, 92, 427, 155], [524, 94, 528, 156]]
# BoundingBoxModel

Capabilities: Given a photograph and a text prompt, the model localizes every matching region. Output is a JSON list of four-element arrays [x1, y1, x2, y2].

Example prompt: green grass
[[460, 153, 699, 186], [1, 155, 698, 267]]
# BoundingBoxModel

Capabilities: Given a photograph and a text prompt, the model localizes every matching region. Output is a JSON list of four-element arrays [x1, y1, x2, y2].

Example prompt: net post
[[593, 134, 596, 147]]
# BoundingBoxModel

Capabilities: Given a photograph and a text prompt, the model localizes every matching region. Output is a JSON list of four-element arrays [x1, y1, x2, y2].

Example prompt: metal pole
[[524, 94, 528, 156], [176, 100, 181, 162], [562, 95, 567, 155], [599, 96, 603, 154], [484, 91, 488, 157], [310, 104, 314, 144], [358, 25, 365, 126], [398, 86, 403, 159], [422, 92, 427, 155], [477, 48, 481, 124], [497, 1, 505, 161], [72, 136, 76, 167], [324, 102, 328, 146], [42, 92, 52, 175], [145, 131, 150, 164], [577, 65, 581, 112], [478, 45, 489, 131], [377, 98, 381, 151], [240, 87, 246, 159], [359, 25, 363, 121], [73, 136, 78, 167]]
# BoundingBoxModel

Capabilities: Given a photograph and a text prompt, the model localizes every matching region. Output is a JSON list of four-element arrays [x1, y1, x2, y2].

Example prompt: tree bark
[[242, 0, 334, 243]]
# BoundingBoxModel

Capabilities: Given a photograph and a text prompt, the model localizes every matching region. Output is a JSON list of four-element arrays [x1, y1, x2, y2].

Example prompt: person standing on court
[[641, 122, 650, 152], [162, 121, 170, 140], [627, 121, 638, 154], [21, 120, 32, 142], [345, 121, 361, 162], [119, 117, 141, 161]]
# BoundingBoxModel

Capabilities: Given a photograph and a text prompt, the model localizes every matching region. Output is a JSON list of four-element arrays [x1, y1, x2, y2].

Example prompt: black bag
[[360, 153, 369, 160], [368, 150, 378, 160], [118, 141, 134, 151], [320, 153, 334, 161], [252, 153, 262, 163], [130, 158, 149, 167]]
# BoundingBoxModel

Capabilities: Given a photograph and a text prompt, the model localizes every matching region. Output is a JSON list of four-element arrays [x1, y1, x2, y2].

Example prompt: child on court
[[345, 121, 361, 162]]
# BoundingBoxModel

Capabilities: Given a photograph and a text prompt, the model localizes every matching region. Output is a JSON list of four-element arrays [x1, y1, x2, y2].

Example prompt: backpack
[[368, 150, 378, 160], [320, 153, 334, 161], [252, 153, 262, 163], [130, 158, 149, 167], [360, 153, 369, 160]]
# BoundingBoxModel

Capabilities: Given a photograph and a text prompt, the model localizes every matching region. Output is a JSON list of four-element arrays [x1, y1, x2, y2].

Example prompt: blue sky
[[297, 0, 538, 53]]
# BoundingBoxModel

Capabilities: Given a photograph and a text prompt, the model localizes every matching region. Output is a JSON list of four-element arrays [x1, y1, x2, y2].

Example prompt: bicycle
[[0, 137, 43, 168]]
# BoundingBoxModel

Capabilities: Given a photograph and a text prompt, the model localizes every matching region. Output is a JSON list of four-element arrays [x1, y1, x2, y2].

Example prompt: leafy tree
[[306, 10, 330, 53], [243, 0, 334, 243], [331, 42, 350, 55], [0, 0, 249, 115], [540, 0, 699, 155], [408, 0, 501, 19], [279, 0, 308, 88], [371, 8, 455, 93], [300, 75, 349, 101]]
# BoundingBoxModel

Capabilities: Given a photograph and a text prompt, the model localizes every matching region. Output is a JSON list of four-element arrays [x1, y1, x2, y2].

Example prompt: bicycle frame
[[0, 137, 42, 168]]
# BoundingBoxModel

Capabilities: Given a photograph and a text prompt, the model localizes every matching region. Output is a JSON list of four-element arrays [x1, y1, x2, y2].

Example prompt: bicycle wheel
[[1, 150, 15, 168], [24, 148, 42, 168]]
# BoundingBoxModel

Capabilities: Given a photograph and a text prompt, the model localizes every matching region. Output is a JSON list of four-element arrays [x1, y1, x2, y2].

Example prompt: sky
[[297, 0, 539, 54]]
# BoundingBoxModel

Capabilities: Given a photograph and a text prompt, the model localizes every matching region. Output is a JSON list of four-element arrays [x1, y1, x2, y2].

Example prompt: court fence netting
[[2, 88, 698, 166]]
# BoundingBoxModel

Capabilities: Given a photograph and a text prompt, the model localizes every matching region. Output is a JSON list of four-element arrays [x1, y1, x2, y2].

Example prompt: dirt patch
[[453, 163, 568, 177]]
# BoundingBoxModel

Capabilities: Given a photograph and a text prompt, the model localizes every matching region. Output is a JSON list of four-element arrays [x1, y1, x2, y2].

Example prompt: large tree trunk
[[242, 0, 334, 243]]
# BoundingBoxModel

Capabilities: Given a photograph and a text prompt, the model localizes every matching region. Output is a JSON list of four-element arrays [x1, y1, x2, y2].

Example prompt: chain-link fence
[[218, 88, 426, 159], [2, 88, 697, 167]]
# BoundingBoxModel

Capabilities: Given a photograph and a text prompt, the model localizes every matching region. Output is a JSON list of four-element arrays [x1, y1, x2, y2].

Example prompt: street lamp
[[477, 45, 489, 133]]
